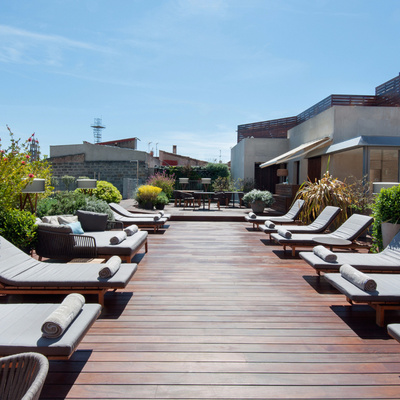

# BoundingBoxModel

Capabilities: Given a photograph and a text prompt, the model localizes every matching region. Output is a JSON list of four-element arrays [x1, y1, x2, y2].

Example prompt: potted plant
[[135, 185, 162, 210], [154, 192, 169, 210], [372, 184, 400, 251], [242, 189, 274, 213]]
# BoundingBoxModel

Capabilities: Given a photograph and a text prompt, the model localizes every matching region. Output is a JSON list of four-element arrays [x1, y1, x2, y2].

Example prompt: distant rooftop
[[237, 73, 400, 143]]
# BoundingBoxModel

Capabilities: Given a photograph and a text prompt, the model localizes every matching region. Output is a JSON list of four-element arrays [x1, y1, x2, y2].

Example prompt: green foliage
[[37, 191, 114, 220], [371, 185, 400, 251], [147, 171, 176, 199], [154, 191, 169, 206], [242, 189, 274, 206], [213, 177, 234, 192], [0, 126, 53, 210], [36, 191, 88, 217], [204, 163, 230, 180], [156, 163, 230, 187], [61, 175, 75, 191], [0, 208, 37, 251], [79, 197, 115, 220], [92, 181, 122, 203], [295, 171, 354, 229]]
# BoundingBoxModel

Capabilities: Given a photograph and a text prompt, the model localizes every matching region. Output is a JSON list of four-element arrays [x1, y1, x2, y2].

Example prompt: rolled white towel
[[340, 264, 377, 292], [41, 293, 85, 338], [158, 210, 165, 217], [109, 231, 127, 245], [277, 227, 292, 238], [248, 212, 256, 219], [264, 220, 275, 228], [153, 214, 161, 221], [99, 256, 121, 279], [124, 224, 139, 236], [313, 245, 337, 262]]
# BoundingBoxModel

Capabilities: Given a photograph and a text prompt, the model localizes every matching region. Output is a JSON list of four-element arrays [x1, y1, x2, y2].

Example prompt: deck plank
[[40, 220, 400, 399]]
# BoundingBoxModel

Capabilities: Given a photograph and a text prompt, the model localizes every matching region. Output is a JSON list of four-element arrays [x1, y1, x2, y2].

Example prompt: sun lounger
[[0, 301, 101, 359], [245, 199, 305, 229], [388, 323, 400, 343], [270, 213, 373, 256], [300, 230, 400, 275], [324, 269, 400, 326], [112, 211, 168, 233], [109, 202, 171, 220], [0, 236, 138, 306], [259, 206, 341, 239]]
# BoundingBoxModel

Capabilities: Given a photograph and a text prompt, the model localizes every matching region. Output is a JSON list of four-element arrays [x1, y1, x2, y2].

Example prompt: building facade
[[231, 73, 400, 193]]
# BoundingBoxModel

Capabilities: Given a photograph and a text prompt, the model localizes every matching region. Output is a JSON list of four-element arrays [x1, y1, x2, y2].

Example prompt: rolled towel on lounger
[[41, 293, 85, 338], [109, 231, 127, 245], [313, 245, 337, 262], [264, 220, 275, 228], [248, 212, 256, 219], [340, 264, 377, 292], [124, 224, 139, 236], [153, 214, 161, 221], [99, 256, 121, 279], [158, 210, 165, 217], [277, 227, 292, 238]]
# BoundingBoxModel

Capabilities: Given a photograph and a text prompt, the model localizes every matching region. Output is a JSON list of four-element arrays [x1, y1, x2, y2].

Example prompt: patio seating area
[[12, 206, 400, 399]]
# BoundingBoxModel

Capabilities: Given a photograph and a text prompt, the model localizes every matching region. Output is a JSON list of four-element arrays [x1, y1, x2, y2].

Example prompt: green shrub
[[61, 175, 75, 191], [37, 191, 88, 217], [371, 185, 400, 251], [80, 197, 114, 221], [92, 181, 122, 203], [0, 208, 37, 252], [154, 191, 169, 206]]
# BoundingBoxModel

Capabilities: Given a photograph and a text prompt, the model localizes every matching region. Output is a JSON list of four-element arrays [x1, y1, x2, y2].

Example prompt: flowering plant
[[135, 185, 162, 205], [147, 170, 176, 199], [0, 126, 53, 210]]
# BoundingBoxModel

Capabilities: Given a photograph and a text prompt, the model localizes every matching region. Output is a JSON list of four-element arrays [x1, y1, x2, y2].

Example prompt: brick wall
[[49, 153, 148, 196]]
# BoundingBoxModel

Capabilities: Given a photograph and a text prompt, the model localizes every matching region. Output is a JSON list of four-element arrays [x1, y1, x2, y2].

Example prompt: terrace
[[13, 203, 400, 399]]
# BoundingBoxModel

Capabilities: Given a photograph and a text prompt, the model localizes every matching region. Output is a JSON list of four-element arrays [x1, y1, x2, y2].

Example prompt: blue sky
[[1, 0, 400, 163]]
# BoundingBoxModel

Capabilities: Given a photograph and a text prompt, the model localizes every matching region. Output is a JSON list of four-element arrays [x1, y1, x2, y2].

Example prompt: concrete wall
[[50, 142, 147, 162], [231, 137, 288, 181]]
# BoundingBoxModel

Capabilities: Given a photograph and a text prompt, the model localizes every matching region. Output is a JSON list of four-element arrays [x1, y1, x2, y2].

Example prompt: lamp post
[[20, 178, 46, 214], [76, 179, 97, 194]]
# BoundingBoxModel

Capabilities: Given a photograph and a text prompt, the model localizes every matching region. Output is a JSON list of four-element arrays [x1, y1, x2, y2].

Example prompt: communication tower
[[91, 118, 105, 143]]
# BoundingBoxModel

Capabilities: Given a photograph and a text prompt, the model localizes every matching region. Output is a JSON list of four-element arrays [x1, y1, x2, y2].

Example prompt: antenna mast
[[91, 118, 105, 143]]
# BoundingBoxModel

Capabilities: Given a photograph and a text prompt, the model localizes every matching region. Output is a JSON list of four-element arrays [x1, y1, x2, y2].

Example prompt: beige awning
[[260, 137, 331, 168]]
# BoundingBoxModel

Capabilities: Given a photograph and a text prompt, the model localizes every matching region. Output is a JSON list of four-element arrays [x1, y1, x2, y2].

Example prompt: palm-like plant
[[295, 171, 354, 229]]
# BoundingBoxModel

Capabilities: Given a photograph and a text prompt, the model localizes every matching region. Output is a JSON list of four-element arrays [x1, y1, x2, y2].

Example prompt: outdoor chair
[[0, 352, 49, 400], [245, 199, 305, 229], [36, 210, 148, 261], [0, 235, 138, 306], [324, 267, 400, 326], [259, 206, 341, 240], [270, 213, 373, 256], [300, 229, 400, 275]]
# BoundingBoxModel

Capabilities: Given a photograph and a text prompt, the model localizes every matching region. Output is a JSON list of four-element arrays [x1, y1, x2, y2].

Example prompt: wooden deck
[[40, 220, 400, 399]]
